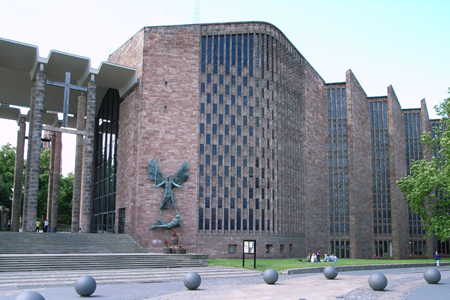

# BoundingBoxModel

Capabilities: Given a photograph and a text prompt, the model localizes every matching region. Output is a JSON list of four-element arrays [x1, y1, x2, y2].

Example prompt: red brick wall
[[346, 70, 374, 258], [108, 29, 144, 79], [303, 62, 328, 255], [387, 86, 408, 258], [113, 25, 201, 252]]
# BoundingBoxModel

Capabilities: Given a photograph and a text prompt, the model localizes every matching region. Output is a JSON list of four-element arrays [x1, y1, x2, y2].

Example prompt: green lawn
[[208, 258, 438, 272]]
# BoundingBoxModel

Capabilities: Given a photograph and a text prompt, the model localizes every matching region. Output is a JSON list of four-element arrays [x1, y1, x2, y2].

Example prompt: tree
[[58, 172, 74, 224], [0, 143, 16, 209], [397, 88, 450, 241], [0, 178, 11, 209], [38, 149, 74, 224]]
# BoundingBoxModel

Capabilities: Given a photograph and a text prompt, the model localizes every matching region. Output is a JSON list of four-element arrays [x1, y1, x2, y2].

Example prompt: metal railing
[[124, 225, 150, 250]]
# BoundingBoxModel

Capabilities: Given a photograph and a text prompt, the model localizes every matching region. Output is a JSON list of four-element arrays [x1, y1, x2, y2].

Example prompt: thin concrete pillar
[[80, 75, 96, 233], [71, 93, 86, 233], [11, 118, 26, 232], [50, 131, 61, 232], [23, 86, 36, 230], [25, 65, 46, 232], [46, 132, 56, 225]]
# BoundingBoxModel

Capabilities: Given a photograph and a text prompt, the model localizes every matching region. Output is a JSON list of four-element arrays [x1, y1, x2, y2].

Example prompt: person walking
[[434, 251, 441, 267], [35, 220, 41, 233]]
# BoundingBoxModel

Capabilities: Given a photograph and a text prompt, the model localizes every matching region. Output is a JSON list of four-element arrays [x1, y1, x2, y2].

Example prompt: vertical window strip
[[207, 36, 212, 64], [201, 37, 206, 73], [213, 36, 218, 74]]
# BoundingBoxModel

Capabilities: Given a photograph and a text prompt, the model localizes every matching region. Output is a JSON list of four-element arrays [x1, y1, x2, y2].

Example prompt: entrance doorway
[[118, 208, 125, 233]]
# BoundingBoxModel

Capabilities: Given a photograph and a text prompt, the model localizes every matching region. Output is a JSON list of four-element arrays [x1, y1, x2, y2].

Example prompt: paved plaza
[[0, 265, 448, 299]]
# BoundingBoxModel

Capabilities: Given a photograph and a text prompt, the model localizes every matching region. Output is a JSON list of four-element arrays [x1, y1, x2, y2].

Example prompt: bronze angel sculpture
[[148, 160, 189, 214]]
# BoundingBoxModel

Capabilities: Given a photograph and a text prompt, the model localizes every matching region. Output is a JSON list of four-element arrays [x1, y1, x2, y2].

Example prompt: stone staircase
[[0, 232, 145, 254], [0, 232, 206, 272]]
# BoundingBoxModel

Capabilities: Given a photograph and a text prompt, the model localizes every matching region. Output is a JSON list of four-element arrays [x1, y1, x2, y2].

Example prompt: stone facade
[[101, 22, 438, 258], [112, 25, 201, 252], [387, 86, 409, 258], [25, 69, 45, 232], [346, 71, 373, 259]]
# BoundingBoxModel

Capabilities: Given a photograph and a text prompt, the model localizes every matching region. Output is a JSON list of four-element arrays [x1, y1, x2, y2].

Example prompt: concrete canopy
[[0, 37, 138, 127]]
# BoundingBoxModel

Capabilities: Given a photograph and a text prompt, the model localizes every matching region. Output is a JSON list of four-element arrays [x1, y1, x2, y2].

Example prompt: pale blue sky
[[0, 0, 449, 174]]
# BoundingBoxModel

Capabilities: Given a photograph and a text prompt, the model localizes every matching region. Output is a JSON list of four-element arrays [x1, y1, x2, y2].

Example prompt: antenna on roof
[[194, 0, 200, 23]]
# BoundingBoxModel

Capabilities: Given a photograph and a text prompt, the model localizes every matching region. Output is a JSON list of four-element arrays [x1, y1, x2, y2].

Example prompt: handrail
[[124, 225, 150, 250]]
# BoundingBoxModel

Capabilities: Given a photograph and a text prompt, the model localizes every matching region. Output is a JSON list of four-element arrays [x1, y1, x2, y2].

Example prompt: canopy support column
[[11, 117, 26, 232], [80, 75, 96, 233], [25, 65, 46, 232]]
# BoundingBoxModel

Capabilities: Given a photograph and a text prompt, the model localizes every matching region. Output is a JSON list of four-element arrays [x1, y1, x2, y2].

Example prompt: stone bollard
[[368, 273, 388, 291], [263, 268, 279, 284], [14, 291, 45, 300], [184, 272, 202, 290], [324, 265, 338, 279], [75, 275, 97, 297], [424, 268, 441, 284]]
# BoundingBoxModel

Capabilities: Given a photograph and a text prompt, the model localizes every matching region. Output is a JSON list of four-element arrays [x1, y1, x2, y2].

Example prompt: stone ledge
[[280, 262, 449, 275]]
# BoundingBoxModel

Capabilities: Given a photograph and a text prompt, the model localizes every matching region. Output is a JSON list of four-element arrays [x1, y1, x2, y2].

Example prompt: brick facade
[[387, 86, 409, 258], [113, 26, 201, 252], [346, 71, 373, 258], [102, 22, 434, 258]]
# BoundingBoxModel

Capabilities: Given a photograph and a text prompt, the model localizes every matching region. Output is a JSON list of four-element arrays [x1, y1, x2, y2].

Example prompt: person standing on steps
[[435, 251, 441, 267], [35, 219, 41, 233], [43, 219, 49, 233]]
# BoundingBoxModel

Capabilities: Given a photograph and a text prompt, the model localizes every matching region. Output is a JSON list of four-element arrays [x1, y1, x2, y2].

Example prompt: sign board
[[243, 240, 256, 268]]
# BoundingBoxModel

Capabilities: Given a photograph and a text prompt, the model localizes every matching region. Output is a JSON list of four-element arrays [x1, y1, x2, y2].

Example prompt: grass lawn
[[208, 258, 438, 272]]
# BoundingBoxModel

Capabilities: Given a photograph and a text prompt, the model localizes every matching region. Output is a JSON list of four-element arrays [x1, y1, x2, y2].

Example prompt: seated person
[[331, 254, 338, 262], [306, 253, 311, 262], [324, 254, 332, 262]]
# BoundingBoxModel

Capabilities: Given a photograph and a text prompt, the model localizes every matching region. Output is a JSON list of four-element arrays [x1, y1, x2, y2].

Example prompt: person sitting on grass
[[323, 254, 332, 262]]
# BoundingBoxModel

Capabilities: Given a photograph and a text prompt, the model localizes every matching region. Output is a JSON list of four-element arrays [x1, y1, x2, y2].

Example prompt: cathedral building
[[0, 22, 443, 258]]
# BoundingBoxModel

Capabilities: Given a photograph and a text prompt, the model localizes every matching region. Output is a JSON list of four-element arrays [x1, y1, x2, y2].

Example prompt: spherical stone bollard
[[263, 268, 279, 284], [14, 291, 45, 300], [184, 272, 201, 290], [424, 268, 441, 284], [75, 275, 97, 297], [324, 265, 338, 279], [368, 273, 388, 291]]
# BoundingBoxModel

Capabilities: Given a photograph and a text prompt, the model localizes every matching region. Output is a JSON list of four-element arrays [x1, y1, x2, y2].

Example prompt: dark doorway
[[118, 208, 125, 234]]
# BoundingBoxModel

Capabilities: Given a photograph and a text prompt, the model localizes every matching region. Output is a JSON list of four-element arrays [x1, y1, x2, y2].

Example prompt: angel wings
[[148, 160, 189, 214]]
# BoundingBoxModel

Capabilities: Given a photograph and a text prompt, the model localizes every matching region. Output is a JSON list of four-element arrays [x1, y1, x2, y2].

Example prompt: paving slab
[[0, 265, 448, 300]]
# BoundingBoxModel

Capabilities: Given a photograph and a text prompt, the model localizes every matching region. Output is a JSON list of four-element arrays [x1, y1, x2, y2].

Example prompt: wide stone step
[[0, 232, 146, 254], [0, 267, 261, 290], [0, 254, 206, 272], [0, 232, 208, 272]]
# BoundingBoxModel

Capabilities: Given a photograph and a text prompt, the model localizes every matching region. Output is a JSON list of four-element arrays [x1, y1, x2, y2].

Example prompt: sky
[[0, 0, 449, 175]]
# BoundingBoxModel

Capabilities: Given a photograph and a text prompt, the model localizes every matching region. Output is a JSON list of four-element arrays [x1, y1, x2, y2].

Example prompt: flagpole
[[154, 157, 158, 210]]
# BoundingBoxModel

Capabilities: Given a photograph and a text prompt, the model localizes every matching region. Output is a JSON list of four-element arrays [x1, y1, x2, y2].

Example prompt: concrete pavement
[[0, 265, 448, 299]]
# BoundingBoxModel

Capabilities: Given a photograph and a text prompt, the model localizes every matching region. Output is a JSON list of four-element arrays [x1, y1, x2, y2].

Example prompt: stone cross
[[47, 72, 87, 127]]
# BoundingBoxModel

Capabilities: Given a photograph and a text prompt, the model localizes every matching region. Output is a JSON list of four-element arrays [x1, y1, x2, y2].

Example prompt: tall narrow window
[[93, 89, 120, 233]]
